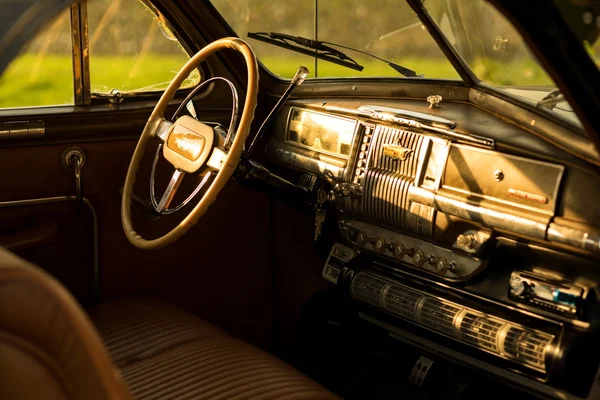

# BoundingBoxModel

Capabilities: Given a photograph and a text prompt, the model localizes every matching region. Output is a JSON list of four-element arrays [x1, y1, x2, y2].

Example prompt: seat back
[[0, 247, 132, 400]]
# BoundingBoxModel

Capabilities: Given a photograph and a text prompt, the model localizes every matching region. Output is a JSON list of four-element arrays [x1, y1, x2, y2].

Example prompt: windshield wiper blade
[[248, 31, 363, 72], [248, 31, 419, 77]]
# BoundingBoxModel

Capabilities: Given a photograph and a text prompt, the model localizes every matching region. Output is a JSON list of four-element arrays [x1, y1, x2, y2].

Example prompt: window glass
[[425, 0, 580, 128], [88, 0, 200, 94], [211, 0, 460, 80], [428, 0, 553, 88], [0, 8, 73, 108]]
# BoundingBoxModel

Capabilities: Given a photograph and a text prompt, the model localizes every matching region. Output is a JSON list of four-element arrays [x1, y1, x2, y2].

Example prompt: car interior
[[1, 0, 600, 399]]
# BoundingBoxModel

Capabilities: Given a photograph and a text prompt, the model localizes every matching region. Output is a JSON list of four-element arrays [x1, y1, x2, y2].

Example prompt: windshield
[[424, 0, 589, 128], [211, 0, 590, 130], [210, 0, 460, 80]]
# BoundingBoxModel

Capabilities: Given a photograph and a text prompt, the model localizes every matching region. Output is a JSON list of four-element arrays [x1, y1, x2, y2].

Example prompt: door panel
[[0, 124, 273, 348], [0, 200, 96, 306]]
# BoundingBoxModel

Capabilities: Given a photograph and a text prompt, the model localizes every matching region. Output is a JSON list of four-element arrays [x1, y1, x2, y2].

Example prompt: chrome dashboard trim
[[324, 104, 494, 148], [357, 104, 456, 129], [0, 120, 45, 140], [547, 223, 600, 253], [409, 186, 549, 239], [351, 271, 557, 374]]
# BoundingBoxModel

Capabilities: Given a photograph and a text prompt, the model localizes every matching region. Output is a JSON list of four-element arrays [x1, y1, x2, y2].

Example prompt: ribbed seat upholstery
[[0, 248, 339, 400], [89, 299, 338, 400]]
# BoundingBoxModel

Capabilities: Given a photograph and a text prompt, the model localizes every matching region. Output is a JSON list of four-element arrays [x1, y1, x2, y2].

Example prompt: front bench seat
[[0, 248, 338, 400]]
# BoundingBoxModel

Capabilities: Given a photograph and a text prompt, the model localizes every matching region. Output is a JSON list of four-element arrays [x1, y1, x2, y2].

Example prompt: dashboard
[[264, 98, 600, 399]]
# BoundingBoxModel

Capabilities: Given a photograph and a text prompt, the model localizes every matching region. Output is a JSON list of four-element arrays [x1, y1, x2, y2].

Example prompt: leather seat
[[0, 248, 339, 400]]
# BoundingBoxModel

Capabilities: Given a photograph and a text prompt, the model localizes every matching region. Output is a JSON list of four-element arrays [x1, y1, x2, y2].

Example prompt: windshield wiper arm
[[247, 31, 419, 77], [537, 88, 566, 111]]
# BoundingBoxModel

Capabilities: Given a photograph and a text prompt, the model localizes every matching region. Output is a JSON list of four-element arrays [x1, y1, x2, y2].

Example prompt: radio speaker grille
[[351, 272, 554, 372], [361, 125, 431, 232]]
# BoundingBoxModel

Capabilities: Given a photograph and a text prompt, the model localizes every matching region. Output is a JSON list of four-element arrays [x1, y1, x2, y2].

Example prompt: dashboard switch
[[393, 243, 406, 260], [374, 237, 386, 253], [356, 231, 368, 247], [413, 249, 425, 267], [435, 259, 448, 275], [509, 276, 529, 297]]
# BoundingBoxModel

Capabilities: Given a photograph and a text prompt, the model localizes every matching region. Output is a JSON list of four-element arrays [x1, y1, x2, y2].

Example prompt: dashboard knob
[[356, 231, 368, 247], [456, 233, 475, 249], [427, 254, 437, 265], [413, 249, 425, 267], [510, 277, 530, 297], [435, 259, 448, 275], [393, 243, 406, 260], [374, 237, 386, 253]]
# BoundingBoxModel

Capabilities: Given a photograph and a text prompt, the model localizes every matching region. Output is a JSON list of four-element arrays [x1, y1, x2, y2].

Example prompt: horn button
[[163, 116, 215, 173]]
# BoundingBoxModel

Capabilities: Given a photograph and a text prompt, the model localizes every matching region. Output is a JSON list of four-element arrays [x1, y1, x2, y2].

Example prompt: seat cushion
[[88, 298, 338, 400]]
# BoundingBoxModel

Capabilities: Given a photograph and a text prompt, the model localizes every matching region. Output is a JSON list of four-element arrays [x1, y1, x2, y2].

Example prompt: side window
[[88, 0, 200, 94], [0, 8, 73, 109], [0, 0, 199, 110]]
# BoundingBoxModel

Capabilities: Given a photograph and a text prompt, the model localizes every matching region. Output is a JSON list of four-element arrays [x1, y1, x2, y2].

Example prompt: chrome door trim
[[0, 196, 99, 301]]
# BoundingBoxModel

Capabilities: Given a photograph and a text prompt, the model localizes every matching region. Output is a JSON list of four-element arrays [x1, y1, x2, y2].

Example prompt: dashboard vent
[[351, 272, 555, 373]]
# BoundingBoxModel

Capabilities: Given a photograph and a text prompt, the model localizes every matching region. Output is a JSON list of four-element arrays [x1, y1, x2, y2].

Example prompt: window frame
[[71, 1, 91, 105]]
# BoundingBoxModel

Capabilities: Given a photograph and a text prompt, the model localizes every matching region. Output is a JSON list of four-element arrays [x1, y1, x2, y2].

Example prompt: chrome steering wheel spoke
[[149, 144, 214, 215], [154, 169, 185, 213]]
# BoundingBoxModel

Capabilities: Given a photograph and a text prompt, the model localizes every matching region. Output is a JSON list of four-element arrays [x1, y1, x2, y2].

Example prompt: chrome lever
[[62, 146, 85, 212], [242, 65, 309, 164]]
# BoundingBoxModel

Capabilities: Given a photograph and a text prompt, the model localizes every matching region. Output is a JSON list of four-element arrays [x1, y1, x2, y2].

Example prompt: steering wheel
[[121, 38, 258, 249]]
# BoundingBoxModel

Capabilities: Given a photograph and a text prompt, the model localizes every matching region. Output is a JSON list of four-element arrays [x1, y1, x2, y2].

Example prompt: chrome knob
[[413, 249, 425, 267], [374, 237, 386, 253], [427, 95, 442, 109], [456, 233, 475, 249], [426, 254, 437, 265], [356, 231, 368, 247], [435, 259, 448, 275], [510, 277, 529, 297], [393, 243, 406, 260]]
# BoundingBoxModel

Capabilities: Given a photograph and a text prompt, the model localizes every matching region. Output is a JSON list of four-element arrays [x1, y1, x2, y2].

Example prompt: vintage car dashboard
[[264, 98, 600, 399]]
